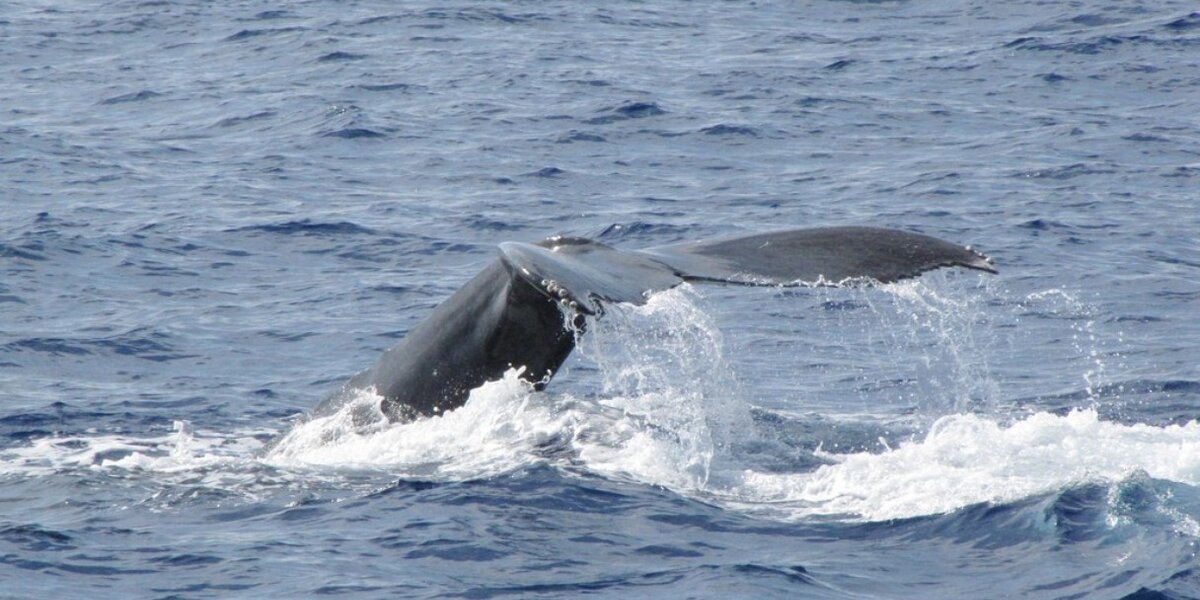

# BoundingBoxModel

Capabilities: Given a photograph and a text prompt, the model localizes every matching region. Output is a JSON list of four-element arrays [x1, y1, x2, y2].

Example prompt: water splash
[[2, 279, 1190, 527], [567, 285, 753, 490], [722, 409, 1200, 523], [264, 372, 571, 480], [881, 278, 1000, 414], [753, 274, 1002, 422], [1023, 288, 1112, 405]]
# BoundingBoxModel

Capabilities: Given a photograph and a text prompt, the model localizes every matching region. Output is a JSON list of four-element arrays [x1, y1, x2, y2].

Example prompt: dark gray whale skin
[[344, 259, 576, 421], [318, 226, 996, 422]]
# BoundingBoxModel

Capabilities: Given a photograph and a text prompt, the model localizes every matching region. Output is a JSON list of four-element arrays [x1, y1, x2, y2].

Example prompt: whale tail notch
[[500, 226, 995, 314]]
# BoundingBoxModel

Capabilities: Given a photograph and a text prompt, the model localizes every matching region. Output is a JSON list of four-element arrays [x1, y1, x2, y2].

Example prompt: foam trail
[[0, 422, 279, 510], [727, 409, 1200, 522], [264, 371, 571, 479], [0, 421, 265, 477]]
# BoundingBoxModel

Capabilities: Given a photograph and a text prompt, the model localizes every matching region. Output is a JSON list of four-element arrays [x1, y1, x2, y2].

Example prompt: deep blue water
[[3, 0, 1200, 598]]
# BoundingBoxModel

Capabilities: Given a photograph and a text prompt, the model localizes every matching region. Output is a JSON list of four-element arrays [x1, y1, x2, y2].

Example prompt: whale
[[314, 226, 996, 422]]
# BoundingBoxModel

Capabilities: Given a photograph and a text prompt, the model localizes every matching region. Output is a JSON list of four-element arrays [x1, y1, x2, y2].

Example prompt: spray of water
[[565, 285, 753, 490], [2, 278, 1193, 526]]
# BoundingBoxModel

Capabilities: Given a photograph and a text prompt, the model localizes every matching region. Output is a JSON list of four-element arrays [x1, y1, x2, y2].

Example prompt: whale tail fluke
[[644, 226, 996, 286], [301, 226, 996, 423], [500, 226, 995, 315]]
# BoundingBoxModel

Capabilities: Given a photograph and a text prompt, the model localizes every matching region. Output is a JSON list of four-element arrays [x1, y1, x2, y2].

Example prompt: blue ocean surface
[[3, 0, 1199, 598]]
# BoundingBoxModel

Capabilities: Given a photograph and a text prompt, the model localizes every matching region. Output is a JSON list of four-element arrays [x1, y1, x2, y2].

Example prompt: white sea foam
[[3, 283, 1195, 525], [0, 422, 247, 475], [724, 409, 1200, 521], [263, 372, 573, 479], [6, 402, 1196, 524]]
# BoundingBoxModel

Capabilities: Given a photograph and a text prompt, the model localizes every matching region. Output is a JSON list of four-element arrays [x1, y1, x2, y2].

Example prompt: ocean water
[[3, 0, 1200, 598]]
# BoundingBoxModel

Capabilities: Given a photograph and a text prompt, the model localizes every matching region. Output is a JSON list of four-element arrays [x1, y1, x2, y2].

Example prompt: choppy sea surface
[[3, 0, 1200, 598]]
